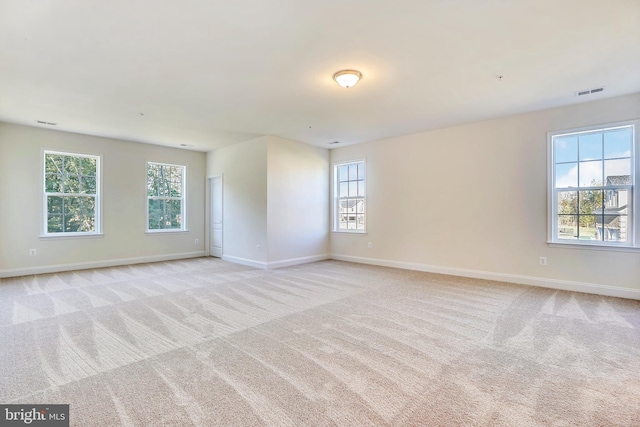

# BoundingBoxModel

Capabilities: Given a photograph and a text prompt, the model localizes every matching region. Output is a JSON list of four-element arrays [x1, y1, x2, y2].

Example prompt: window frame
[[42, 149, 102, 238], [332, 159, 366, 234], [547, 120, 639, 250], [146, 161, 187, 233]]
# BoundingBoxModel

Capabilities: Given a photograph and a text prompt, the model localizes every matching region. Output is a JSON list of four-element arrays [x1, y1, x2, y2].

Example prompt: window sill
[[40, 233, 104, 240], [145, 229, 189, 235], [331, 230, 367, 235], [547, 241, 640, 253]]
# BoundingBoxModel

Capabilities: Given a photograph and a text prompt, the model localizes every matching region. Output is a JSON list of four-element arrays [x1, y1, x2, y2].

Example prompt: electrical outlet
[[539, 257, 547, 266], [29, 249, 37, 256], [367, 242, 373, 249], [195, 239, 199, 245]]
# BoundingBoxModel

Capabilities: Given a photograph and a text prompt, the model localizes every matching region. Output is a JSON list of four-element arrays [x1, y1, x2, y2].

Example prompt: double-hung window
[[333, 160, 366, 232], [43, 150, 100, 235], [549, 121, 638, 248], [147, 162, 186, 231]]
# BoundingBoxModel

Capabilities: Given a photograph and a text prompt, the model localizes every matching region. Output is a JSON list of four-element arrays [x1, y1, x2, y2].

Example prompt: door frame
[[206, 174, 224, 258]]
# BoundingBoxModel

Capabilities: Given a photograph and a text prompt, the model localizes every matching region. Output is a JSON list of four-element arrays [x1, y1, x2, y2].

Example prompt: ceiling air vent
[[328, 141, 340, 145], [575, 87, 605, 97], [36, 120, 58, 126]]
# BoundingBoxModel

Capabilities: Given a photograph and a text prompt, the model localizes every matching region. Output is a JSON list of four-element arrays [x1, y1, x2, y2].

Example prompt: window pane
[[349, 181, 357, 197], [358, 180, 364, 196], [554, 136, 577, 163], [356, 199, 365, 213], [358, 163, 365, 180], [170, 178, 182, 198], [557, 215, 577, 240], [78, 198, 95, 232], [579, 190, 603, 215], [168, 199, 182, 228], [83, 177, 97, 194], [604, 128, 632, 159], [46, 154, 63, 173], [338, 165, 348, 182], [556, 163, 577, 188], [356, 214, 365, 229], [64, 156, 81, 174], [64, 175, 80, 193], [47, 214, 63, 233], [147, 168, 159, 196], [578, 161, 602, 187], [579, 133, 602, 161], [602, 215, 628, 242], [578, 215, 598, 240], [347, 215, 356, 229], [148, 199, 162, 229], [81, 157, 97, 176], [45, 173, 63, 193], [557, 191, 577, 214], [604, 159, 631, 185], [48, 196, 63, 214], [64, 212, 81, 232], [348, 164, 358, 181], [339, 182, 348, 197], [339, 215, 348, 229], [605, 188, 629, 210]]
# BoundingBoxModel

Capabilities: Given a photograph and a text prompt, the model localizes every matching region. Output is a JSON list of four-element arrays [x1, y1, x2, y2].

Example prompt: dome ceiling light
[[333, 70, 362, 88]]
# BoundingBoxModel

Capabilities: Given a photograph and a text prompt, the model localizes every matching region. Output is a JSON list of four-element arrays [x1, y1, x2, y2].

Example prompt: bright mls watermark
[[0, 405, 68, 426]]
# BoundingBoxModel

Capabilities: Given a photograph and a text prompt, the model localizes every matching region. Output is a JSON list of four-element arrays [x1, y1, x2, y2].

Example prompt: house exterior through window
[[333, 160, 366, 232], [549, 121, 638, 248]]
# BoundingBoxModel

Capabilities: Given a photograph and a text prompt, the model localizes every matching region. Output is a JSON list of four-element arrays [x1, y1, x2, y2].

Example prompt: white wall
[[0, 123, 206, 277], [206, 136, 269, 264], [267, 136, 329, 264], [206, 135, 329, 268], [330, 93, 640, 294]]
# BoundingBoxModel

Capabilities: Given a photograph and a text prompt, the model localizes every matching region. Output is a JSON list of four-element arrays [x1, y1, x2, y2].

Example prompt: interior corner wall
[[206, 136, 269, 265], [266, 136, 329, 264], [329, 92, 640, 292], [0, 123, 207, 277]]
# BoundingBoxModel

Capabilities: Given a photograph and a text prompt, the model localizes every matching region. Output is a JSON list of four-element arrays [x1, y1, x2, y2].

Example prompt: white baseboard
[[331, 254, 640, 300], [222, 255, 268, 269], [222, 254, 330, 270], [0, 251, 206, 278], [267, 254, 330, 269]]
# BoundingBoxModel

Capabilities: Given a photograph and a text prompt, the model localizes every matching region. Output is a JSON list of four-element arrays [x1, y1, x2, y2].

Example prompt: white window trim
[[547, 119, 639, 249], [41, 149, 102, 238], [332, 159, 367, 234], [146, 161, 188, 233]]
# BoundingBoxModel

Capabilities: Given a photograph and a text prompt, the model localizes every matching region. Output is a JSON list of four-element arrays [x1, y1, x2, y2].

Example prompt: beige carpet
[[1, 258, 639, 426]]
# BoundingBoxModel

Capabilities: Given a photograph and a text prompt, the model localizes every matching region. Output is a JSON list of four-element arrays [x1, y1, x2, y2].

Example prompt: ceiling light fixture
[[333, 70, 362, 88]]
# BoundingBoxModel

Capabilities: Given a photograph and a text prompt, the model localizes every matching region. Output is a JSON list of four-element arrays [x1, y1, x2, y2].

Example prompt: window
[[147, 162, 186, 231], [549, 121, 638, 248], [43, 151, 100, 235], [333, 160, 366, 232]]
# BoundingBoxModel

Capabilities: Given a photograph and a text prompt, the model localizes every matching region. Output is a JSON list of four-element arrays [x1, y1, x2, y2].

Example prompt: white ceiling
[[1, 0, 639, 152]]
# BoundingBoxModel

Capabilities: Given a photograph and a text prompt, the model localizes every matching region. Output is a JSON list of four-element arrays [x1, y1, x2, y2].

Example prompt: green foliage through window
[[147, 163, 185, 230], [44, 151, 99, 234]]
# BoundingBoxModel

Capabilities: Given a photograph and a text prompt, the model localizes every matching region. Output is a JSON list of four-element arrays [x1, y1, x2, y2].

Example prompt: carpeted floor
[[1, 258, 639, 426]]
